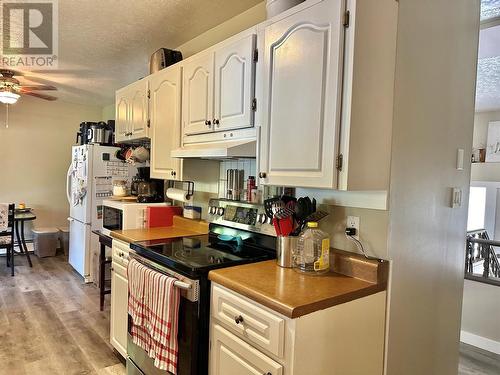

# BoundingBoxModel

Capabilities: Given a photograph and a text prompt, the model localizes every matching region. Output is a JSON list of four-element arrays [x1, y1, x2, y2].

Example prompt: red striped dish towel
[[128, 258, 181, 374]]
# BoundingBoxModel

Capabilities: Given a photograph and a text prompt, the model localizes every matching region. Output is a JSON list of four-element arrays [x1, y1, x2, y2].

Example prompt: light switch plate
[[457, 149, 464, 170], [451, 187, 462, 208]]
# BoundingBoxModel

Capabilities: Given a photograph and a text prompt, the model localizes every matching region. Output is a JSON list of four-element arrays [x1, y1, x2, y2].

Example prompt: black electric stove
[[130, 224, 276, 279], [126, 199, 277, 375]]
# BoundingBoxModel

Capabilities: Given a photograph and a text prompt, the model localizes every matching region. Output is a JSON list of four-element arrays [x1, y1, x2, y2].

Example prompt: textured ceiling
[[13, 0, 261, 108]]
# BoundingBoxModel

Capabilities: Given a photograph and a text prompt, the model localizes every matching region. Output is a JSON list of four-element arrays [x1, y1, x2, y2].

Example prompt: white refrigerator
[[66, 144, 135, 282]]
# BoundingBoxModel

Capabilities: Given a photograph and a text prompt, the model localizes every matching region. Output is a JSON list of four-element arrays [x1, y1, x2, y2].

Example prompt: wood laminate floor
[[0, 253, 125, 375], [459, 343, 500, 375], [2, 254, 499, 375]]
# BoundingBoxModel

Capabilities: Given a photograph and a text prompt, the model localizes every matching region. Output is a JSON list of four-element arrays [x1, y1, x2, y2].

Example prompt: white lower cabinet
[[110, 240, 129, 358], [209, 283, 387, 375], [210, 323, 283, 375]]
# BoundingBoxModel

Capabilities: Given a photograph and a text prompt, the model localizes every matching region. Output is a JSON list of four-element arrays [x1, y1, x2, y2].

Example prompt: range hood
[[171, 139, 256, 159]]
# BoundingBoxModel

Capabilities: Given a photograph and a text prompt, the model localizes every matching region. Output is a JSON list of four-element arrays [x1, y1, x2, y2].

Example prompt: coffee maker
[[133, 167, 164, 203]]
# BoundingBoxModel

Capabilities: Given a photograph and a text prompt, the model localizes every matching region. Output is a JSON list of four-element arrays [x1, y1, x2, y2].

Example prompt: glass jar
[[113, 180, 128, 197], [293, 222, 330, 275]]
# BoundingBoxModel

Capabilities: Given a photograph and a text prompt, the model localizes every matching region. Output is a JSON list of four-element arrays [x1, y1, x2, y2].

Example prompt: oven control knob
[[209, 206, 217, 215], [217, 207, 225, 216], [257, 214, 267, 224], [266, 216, 273, 225]]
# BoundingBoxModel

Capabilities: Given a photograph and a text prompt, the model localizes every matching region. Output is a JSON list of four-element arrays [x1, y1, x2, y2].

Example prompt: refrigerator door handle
[[66, 164, 73, 205]]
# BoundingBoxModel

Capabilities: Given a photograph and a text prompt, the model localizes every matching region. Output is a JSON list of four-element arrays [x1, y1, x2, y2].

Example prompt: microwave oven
[[102, 200, 169, 236]]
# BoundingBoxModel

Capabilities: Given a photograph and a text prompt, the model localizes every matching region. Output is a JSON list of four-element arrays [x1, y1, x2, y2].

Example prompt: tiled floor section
[[0, 253, 125, 375], [459, 343, 500, 374]]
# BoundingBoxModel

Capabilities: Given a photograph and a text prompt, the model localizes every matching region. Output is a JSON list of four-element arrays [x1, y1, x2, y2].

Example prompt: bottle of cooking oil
[[294, 222, 330, 275]]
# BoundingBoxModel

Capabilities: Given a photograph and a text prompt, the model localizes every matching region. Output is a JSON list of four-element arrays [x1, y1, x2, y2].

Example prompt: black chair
[[0, 204, 15, 276]]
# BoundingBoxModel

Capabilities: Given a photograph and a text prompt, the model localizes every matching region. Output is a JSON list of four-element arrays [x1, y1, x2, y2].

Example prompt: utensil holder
[[276, 236, 296, 268]]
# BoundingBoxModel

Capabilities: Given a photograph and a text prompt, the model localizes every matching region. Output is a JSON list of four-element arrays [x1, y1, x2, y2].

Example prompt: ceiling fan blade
[[20, 84, 57, 91], [23, 91, 57, 101], [0, 69, 23, 77]]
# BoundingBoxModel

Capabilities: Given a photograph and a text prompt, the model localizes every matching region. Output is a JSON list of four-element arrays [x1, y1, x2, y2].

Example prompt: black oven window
[[103, 206, 122, 231]]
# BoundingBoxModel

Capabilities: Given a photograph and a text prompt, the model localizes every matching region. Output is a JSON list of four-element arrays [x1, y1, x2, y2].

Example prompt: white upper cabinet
[[129, 79, 149, 139], [258, 0, 345, 189], [115, 77, 150, 143], [182, 32, 257, 141], [182, 52, 214, 136], [149, 66, 182, 180], [115, 92, 129, 142], [214, 34, 256, 132]]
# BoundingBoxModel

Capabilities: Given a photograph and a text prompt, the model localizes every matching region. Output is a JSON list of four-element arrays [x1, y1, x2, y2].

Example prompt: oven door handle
[[128, 249, 198, 294]]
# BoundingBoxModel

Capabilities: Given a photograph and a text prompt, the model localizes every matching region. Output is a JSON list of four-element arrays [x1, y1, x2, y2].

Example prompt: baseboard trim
[[460, 330, 500, 355]]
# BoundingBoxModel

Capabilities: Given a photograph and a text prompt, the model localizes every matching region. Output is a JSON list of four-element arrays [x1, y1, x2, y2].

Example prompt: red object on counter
[[146, 206, 183, 228]]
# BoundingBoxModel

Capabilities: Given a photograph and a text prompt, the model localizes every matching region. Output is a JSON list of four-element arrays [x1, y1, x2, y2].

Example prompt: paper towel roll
[[166, 188, 192, 203]]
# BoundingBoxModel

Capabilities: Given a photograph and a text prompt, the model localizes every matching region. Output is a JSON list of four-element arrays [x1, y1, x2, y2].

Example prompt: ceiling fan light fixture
[[0, 90, 20, 104]]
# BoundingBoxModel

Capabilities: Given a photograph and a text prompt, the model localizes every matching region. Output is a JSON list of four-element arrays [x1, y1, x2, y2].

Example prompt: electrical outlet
[[347, 216, 360, 240]]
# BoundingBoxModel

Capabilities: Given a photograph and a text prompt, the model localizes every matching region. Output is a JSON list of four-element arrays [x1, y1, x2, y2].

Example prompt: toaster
[[149, 48, 183, 73]]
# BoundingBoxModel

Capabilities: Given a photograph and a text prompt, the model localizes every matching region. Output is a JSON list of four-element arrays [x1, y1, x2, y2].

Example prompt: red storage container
[[146, 206, 183, 228]]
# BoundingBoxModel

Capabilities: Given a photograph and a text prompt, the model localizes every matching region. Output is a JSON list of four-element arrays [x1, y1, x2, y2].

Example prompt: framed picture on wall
[[486, 121, 500, 162]]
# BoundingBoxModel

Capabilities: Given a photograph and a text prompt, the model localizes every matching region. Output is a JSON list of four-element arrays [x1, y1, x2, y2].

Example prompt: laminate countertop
[[110, 216, 209, 243], [209, 249, 389, 319]]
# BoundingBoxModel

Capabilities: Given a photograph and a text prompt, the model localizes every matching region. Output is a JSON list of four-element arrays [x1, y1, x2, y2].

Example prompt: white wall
[[473, 110, 500, 149], [0, 97, 102, 231], [461, 280, 500, 354], [385, 1, 480, 374]]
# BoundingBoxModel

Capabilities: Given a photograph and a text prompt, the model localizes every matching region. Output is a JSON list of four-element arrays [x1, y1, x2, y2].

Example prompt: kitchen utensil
[[305, 210, 329, 223], [276, 236, 296, 268], [292, 196, 316, 236], [264, 197, 281, 218], [231, 169, 244, 201], [86, 122, 107, 144], [273, 217, 282, 236], [279, 216, 294, 236], [271, 200, 285, 217], [132, 146, 150, 162], [137, 180, 164, 203]]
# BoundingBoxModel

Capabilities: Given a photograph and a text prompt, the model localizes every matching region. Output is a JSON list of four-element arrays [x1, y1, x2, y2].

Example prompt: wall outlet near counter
[[347, 216, 360, 240]]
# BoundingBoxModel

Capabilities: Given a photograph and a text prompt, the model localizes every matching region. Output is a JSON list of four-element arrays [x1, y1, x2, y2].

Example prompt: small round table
[[14, 211, 36, 267]]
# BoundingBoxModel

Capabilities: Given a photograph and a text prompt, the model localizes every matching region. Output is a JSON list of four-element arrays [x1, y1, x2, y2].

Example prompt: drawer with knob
[[210, 323, 283, 375], [211, 284, 285, 358], [112, 240, 130, 268]]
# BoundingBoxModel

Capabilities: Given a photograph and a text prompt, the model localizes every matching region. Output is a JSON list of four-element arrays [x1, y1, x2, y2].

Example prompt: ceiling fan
[[0, 69, 57, 104]]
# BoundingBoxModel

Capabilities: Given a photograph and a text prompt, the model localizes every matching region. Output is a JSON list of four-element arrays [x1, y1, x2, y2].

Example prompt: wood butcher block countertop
[[111, 216, 209, 243], [209, 249, 389, 319]]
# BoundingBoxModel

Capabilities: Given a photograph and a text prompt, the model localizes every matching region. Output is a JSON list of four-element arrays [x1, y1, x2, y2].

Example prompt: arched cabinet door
[[115, 92, 129, 142], [129, 78, 149, 139], [259, 0, 345, 189], [214, 34, 256, 132], [149, 66, 182, 180], [182, 52, 214, 136]]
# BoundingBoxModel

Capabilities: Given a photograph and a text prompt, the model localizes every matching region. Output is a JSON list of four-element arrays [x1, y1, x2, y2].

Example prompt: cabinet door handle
[[205, 120, 212, 127], [234, 315, 244, 324], [110, 267, 114, 272], [263, 373, 272, 375], [213, 119, 220, 127], [258, 172, 267, 178]]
